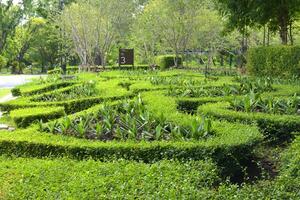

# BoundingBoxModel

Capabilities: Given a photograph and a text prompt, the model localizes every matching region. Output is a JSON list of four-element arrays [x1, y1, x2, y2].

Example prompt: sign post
[[119, 49, 134, 69]]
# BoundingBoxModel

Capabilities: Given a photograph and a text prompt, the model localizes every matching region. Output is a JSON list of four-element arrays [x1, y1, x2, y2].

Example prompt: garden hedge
[[20, 81, 76, 96], [155, 55, 183, 69], [0, 127, 259, 165], [0, 157, 219, 199], [198, 102, 300, 142], [47, 66, 79, 75], [11, 88, 21, 97], [247, 45, 300, 78], [0, 94, 133, 114], [11, 107, 65, 128]]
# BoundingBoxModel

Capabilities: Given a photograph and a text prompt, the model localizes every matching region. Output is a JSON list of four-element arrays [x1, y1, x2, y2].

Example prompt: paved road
[[0, 75, 45, 103], [0, 75, 44, 89]]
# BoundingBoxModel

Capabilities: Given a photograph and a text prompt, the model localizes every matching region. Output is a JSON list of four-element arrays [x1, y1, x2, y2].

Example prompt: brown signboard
[[119, 49, 134, 66]]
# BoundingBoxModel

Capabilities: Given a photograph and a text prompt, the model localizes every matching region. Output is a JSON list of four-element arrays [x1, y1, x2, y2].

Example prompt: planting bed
[[0, 70, 299, 198]]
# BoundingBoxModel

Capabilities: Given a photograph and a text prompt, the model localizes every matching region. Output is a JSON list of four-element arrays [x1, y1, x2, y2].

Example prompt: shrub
[[11, 107, 65, 128], [198, 102, 300, 142], [0, 55, 7, 70], [41, 97, 214, 142], [247, 45, 300, 78], [34, 81, 98, 102], [0, 157, 219, 199], [21, 82, 76, 96], [11, 88, 21, 97], [47, 66, 79, 75], [155, 55, 182, 69]]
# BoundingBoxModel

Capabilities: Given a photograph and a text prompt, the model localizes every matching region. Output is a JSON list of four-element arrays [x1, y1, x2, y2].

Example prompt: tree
[[215, 0, 300, 45], [131, 3, 162, 65], [4, 17, 46, 73], [0, 0, 31, 54], [59, 0, 136, 69], [138, 0, 203, 67]]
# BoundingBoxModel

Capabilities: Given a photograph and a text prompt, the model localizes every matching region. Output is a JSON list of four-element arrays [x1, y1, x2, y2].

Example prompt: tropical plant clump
[[40, 96, 213, 141], [36, 81, 98, 102], [230, 92, 300, 115], [168, 77, 274, 98]]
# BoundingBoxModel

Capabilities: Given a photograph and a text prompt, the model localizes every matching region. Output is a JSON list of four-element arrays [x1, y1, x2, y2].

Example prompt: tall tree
[[59, 0, 136, 69], [215, 0, 300, 45], [4, 17, 46, 73], [135, 0, 203, 67], [0, 0, 31, 54]]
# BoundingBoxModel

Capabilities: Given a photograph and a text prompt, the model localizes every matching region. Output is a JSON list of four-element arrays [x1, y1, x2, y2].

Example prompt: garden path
[[0, 75, 44, 130]]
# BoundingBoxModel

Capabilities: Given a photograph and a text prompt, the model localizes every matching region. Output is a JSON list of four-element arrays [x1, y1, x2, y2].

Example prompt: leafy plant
[[230, 93, 300, 115], [41, 96, 214, 141]]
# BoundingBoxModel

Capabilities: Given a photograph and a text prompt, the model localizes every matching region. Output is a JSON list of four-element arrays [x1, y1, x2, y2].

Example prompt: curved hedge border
[[0, 95, 132, 114], [20, 82, 77, 97], [198, 102, 300, 141], [11, 107, 65, 128], [0, 127, 259, 163], [0, 91, 262, 164]]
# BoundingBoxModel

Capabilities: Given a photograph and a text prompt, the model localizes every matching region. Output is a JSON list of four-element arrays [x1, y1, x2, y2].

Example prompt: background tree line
[[0, 0, 299, 74]]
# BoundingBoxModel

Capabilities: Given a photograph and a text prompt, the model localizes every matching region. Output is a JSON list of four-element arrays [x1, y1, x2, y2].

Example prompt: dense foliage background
[[0, 0, 299, 75]]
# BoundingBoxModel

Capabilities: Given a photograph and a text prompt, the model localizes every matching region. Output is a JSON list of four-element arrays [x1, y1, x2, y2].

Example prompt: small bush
[[11, 88, 21, 97], [21, 82, 76, 96], [48, 66, 79, 75], [247, 45, 300, 78], [11, 106, 65, 128], [155, 55, 182, 69], [0, 55, 7, 70]]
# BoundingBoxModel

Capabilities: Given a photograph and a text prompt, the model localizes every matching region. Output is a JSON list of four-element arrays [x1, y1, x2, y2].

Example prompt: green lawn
[[0, 89, 10, 99]]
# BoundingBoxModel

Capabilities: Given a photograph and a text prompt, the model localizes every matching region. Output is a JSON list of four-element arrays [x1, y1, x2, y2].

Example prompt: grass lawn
[[0, 89, 10, 99]]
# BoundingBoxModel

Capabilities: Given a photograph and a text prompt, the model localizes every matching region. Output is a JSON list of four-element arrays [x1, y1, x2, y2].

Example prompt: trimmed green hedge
[[0, 157, 219, 199], [11, 88, 21, 97], [11, 107, 65, 128], [198, 102, 300, 141], [47, 66, 79, 75], [21, 82, 76, 96], [141, 91, 262, 177], [0, 127, 258, 163], [247, 45, 300, 78], [155, 55, 183, 69], [0, 95, 128, 114]]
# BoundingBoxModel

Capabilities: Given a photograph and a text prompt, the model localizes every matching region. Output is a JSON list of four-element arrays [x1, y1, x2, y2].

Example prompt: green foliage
[[0, 157, 219, 199], [0, 55, 7, 70], [20, 81, 76, 96], [11, 106, 65, 128], [168, 76, 273, 98], [11, 88, 21, 97], [47, 66, 79, 75], [41, 97, 214, 141], [198, 102, 300, 142], [230, 93, 300, 115], [35, 81, 98, 102], [247, 46, 300, 78], [3, 70, 300, 198], [155, 55, 182, 69]]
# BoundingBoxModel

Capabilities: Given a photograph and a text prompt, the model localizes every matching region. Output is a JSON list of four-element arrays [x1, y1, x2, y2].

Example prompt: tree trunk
[[263, 25, 266, 46], [278, 7, 289, 45], [101, 53, 106, 69], [289, 21, 294, 45], [267, 26, 270, 46], [220, 54, 224, 67], [174, 50, 180, 68]]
